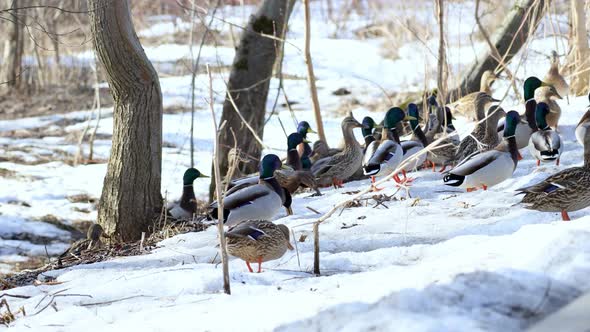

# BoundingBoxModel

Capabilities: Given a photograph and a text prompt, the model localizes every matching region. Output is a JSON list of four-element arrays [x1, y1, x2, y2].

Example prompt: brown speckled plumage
[[517, 119, 590, 219], [543, 51, 569, 100], [226, 220, 293, 272], [454, 105, 505, 163], [449, 72, 496, 120], [535, 86, 562, 128]]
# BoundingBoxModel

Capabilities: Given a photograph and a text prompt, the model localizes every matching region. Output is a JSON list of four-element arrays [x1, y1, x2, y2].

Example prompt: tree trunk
[[448, 0, 548, 101], [210, 0, 294, 199], [88, 0, 163, 241], [568, 0, 590, 95], [1, 0, 24, 89]]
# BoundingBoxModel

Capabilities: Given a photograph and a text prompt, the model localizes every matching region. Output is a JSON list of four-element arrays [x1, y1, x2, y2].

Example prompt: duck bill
[[199, 174, 210, 178], [303, 139, 311, 143], [307, 128, 317, 134], [404, 115, 417, 121], [286, 206, 293, 215], [554, 91, 563, 100], [286, 241, 294, 250]]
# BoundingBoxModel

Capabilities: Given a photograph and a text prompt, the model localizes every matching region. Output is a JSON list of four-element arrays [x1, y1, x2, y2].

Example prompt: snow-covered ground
[[2, 0, 589, 331]]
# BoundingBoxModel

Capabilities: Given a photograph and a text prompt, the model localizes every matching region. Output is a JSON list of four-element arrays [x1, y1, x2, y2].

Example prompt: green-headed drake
[[363, 107, 413, 190], [444, 111, 520, 192], [400, 103, 428, 173], [226, 220, 293, 273], [312, 113, 364, 188], [169, 168, 209, 220], [297, 121, 316, 169], [209, 154, 292, 226], [529, 102, 561, 166], [361, 116, 378, 151], [517, 114, 590, 221]]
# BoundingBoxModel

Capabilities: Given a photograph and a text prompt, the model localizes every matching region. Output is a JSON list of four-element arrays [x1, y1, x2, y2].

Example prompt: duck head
[[297, 121, 316, 137], [259, 154, 284, 179], [486, 105, 507, 122], [287, 132, 308, 150], [523, 76, 548, 100], [535, 102, 552, 130], [277, 224, 294, 250], [384, 107, 415, 129], [503, 111, 521, 138], [183, 168, 208, 185], [361, 116, 376, 137], [342, 112, 363, 129], [407, 103, 421, 131]]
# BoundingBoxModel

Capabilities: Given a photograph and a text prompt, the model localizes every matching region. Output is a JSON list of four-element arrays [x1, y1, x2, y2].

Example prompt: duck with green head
[[169, 168, 209, 220], [444, 111, 521, 191], [528, 102, 561, 166], [209, 154, 293, 226], [297, 121, 316, 164], [361, 116, 378, 152], [363, 107, 413, 190], [399, 103, 427, 175], [226, 220, 294, 273], [517, 111, 590, 221]]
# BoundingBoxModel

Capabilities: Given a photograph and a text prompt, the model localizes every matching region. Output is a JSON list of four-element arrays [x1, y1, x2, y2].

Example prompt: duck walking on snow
[[443, 111, 521, 192]]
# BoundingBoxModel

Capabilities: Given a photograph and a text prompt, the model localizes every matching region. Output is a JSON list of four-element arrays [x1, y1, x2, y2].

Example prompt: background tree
[[1, 0, 24, 89], [568, 0, 589, 95], [210, 0, 295, 199], [88, 0, 163, 241]]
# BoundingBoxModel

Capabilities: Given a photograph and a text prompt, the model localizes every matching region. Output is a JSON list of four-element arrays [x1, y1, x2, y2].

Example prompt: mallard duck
[[361, 116, 378, 151], [426, 106, 460, 172], [312, 113, 364, 188], [296, 121, 316, 164], [575, 95, 590, 147], [286, 132, 309, 171], [454, 105, 505, 163], [448, 71, 497, 120], [516, 115, 590, 221], [535, 85, 562, 129], [209, 154, 293, 226], [543, 50, 569, 102], [400, 103, 428, 173], [168, 168, 209, 220], [363, 107, 413, 190], [226, 220, 293, 273], [443, 111, 520, 191], [57, 224, 104, 267], [309, 140, 341, 163], [497, 101, 537, 152], [529, 102, 561, 166]]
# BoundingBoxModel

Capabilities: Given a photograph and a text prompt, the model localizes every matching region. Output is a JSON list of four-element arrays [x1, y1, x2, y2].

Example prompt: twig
[[80, 295, 152, 307]]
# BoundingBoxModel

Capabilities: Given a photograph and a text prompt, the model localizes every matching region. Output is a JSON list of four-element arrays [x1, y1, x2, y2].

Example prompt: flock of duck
[[168, 59, 590, 273]]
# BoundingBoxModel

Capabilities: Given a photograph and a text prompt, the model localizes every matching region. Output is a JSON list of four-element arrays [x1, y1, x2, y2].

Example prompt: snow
[[2, 0, 590, 331]]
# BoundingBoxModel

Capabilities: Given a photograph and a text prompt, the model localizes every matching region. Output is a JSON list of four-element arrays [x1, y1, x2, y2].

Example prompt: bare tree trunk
[[569, 0, 590, 95], [435, 0, 448, 106], [1, 0, 24, 89], [303, 0, 326, 144], [210, 0, 294, 199], [448, 0, 548, 101], [89, 0, 163, 241]]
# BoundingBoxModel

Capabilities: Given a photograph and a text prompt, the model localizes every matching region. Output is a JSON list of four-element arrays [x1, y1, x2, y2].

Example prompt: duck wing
[[448, 150, 500, 176]]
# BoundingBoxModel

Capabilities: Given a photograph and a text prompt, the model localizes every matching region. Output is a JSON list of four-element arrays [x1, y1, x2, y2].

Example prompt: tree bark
[[569, 0, 590, 95], [1, 0, 24, 89], [448, 0, 548, 101], [210, 0, 294, 199], [88, 0, 163, 241], [435, 0, 448, 106]]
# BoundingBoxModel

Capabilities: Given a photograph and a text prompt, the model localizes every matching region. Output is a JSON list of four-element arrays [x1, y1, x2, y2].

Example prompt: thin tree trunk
[[569, 0, 590, 95], [89, 0, 163, 241], [447, 0, 548, 101], [1, 0, 23, 89], [189, 0, 197, 169], [303, 0, 326, 144], [435, 0, 448, 106], [210, 0, 294, 200]]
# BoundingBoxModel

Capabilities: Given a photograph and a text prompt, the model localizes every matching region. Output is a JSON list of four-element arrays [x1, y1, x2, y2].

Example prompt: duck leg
[[246, 261, 254, 273], [466, 187, 478, 192], [438, 165, 447, 173], [401, 170, 414, 183], [517, 151, 523, 161], [332, 178, 344, 189], [561, 210, 571, 221], [536, 160, 541, 167], [257, 256, 263, 273], [482, 185, 488, 190], [370, 176, 383, 191], [556, 158, 560, 166]]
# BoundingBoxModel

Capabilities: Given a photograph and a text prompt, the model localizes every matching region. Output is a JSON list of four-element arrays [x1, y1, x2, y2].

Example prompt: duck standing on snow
[[226, 220, 293, 273], [497, 100, 537, 156], [575, 94, 590, 147], [312, 113, 365, 188], [543, 51, 569, 103], [529, 102, 561, 166], [209, 154, 292, 226], [168, 168, 209, 220], [454, 104, 505, 163], [516, 113, 590, 221], [443, 111, 521, 192], [361, 116, 378, 152], [363, 107, 413, 190]]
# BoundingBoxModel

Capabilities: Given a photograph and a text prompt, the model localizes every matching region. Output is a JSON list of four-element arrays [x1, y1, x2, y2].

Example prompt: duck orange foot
[[332, 178, 344, 189], [370, 176, 383, 191], [246, 261, 254, 273], [561, 210, 570, 221]]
